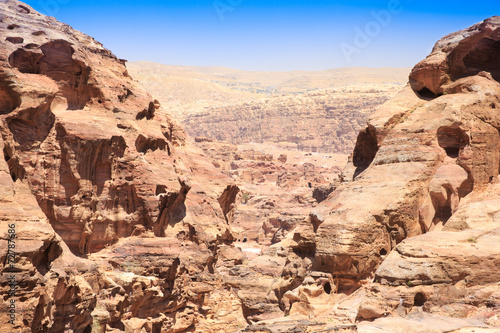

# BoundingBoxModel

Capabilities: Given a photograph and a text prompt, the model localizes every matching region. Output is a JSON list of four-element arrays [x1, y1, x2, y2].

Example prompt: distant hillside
[[127, 61, 410, 119], [183, 85, 402, 154]]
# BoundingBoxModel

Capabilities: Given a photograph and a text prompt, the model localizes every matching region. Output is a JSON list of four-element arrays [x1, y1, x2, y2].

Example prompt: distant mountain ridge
[[127, 61, 410, 119]]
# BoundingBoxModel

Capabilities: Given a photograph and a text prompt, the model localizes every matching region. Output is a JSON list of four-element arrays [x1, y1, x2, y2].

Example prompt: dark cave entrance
[[324, 282, 332, 294], [448, 37, 500, 83], [352, 126, 378, 179], [437, 126, 469, 158], [414, 292, 427, 307]]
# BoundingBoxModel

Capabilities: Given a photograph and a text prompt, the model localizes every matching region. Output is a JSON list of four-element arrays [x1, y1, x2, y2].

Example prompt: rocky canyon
[[0, 1, 499, 333]]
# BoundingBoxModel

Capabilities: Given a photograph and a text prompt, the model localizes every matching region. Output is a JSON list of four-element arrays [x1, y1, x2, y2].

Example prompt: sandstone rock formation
[[194, 141, 345, 247], [183, 86, 402, 154], [0, 2, 238, 331], [1, 3, 500, 333], [262, 16, 500, 332]]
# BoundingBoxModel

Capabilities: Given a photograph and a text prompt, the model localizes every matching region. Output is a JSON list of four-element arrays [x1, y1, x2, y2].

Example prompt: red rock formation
[[410, 16, 500, 98], [268, 16, 500, 332], [0, 1, 238, 331], [182, 86, 401, 154]]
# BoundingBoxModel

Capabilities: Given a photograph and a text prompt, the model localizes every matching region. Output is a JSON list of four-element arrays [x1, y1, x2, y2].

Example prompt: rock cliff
[[183, 86, 401, 154], [0, 1, 237, 331], [265, 16, 500, 331]]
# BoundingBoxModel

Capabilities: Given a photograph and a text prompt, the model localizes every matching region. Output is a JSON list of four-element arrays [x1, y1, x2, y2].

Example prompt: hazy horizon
[[22, 0, 499, 71], [129, 60, 413, 72]]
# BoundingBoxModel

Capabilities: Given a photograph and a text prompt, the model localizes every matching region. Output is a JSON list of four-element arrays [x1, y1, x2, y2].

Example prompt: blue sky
[[23, 0, 499, 71]]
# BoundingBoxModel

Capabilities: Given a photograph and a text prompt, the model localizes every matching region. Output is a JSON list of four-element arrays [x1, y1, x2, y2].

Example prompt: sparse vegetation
[[467, 237, 478, 243]]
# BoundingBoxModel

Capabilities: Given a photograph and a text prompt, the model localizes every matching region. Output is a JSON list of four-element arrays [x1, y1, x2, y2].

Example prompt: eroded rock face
[[304, 24, 500, 286], [410, 16, 500, 97], [183, 86, 401, 154], [358, 184, 500, 327], [0, 1, 240, 331], [0, 1, 234, 256], [259, 16, 500, 332]]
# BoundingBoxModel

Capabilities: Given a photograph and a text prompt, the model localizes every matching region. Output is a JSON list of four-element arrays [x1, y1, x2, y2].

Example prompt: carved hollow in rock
[[0, 73, 21, 114], [419, 165, 468, 232], [136, 101, 156, 120], [450, 37, 500, 83], [155, 181, 191, 237], [8, 103, 55, 146], [323, 282, 332, 294], [31, 241, 63, 275], [418, 127, 471, 231], [6, 37, 24, 44], [218, 184, 240, 223], [135, 134, 168, 154], [8, 48, 42, 73], [410, 22, 500, 96], [437, 126, 469, 158], [58, 134, 127, 196], [414, 292, 427, 307], [24, 43, 39, 49], [352, 125, 378, 179], [17, 4, 31, 14], [416, 87, 438, 99], [156, 184, 167, 195], [9, 41, 101, 110]]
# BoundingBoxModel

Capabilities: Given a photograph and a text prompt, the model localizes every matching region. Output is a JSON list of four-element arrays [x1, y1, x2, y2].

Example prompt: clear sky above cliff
[[23, 0, 499, 71]]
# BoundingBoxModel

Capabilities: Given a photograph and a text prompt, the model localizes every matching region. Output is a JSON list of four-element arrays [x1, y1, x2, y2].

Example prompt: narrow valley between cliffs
[[0, 1, 499, 332]]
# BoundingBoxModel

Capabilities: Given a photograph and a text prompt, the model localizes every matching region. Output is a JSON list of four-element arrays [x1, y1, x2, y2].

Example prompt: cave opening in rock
[[460, 38, 500, 82], [3, 145, 24, 182], [8, 48, 42, 74], [379, 248, 387, 256], [352, 126, 378, 179], [417, 87, 438, 99], [444, 147, 460, 158], [9, 41, 101, 110], [324, 282, 332, 294], [437, 126, 469, 158], [433, 188, 453, 223], [135, 134, 168, 154], [0, 74, 21, 114], [414, 292, 426, 307]]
